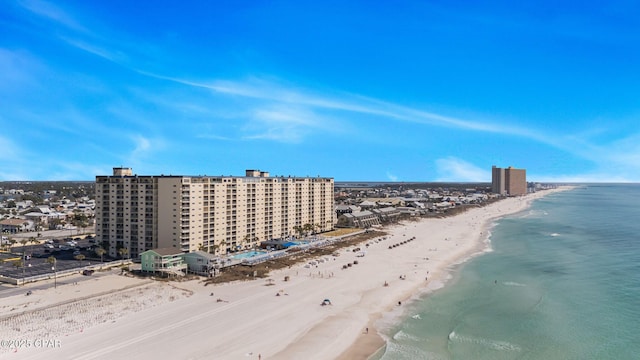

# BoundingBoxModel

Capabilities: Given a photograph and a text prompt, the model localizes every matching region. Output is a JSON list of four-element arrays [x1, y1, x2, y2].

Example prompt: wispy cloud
[[59, 37, 127, 63], [128, 135, 158, 161], [386, 172, 400, 182], [435, 157, 491, 182], [242, 105, 340, 143], [148, 74, 551, 139], [196, 134, 233, 141], [18, 0, 87, 32]]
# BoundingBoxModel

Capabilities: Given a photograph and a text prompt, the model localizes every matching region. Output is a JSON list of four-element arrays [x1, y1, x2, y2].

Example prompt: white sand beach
[[0, 188, 570, 360]]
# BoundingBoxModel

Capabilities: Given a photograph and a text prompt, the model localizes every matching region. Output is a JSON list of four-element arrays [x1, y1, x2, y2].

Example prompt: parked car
[[82, 269, 94, 276]]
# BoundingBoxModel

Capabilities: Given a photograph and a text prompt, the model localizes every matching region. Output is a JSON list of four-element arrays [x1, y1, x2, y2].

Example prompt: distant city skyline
[[2, 1, 640, 182]]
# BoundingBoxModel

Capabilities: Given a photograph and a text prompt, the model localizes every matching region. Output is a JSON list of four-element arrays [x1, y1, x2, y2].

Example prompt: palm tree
[[18, 238, 29, 282], [19, 239, 29, 253], [101, 241, 110, 253], [118, 247, 129, 263], [29, 237, 39, 247], [303, 223, 314, 236], [75, 254, 86, 266], [13, 259, 24, 285], [211, 243, 220, 255], [95, 247, 106, 263], [46, 256, 57, 289], [220, 240, 228, 254], [293, 226, 303, 238]]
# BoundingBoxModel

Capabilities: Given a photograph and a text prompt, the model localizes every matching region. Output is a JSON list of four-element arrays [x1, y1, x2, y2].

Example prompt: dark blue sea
[[379, 184, 640, 359]]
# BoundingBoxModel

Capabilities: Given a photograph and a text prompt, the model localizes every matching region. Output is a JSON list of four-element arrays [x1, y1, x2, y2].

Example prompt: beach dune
[[1, 188, 568, 360]]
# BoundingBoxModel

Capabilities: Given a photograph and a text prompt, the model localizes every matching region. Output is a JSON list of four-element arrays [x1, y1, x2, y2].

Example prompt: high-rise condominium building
[[492, 166, 527, 196], [95, 168, 334, 259]]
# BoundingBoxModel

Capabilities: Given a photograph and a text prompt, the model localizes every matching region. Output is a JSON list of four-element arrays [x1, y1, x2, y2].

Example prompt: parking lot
[[0, 237, 116, 281]]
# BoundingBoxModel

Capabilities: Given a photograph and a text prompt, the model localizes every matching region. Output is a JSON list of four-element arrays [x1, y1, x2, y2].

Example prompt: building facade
[[96, 168, 334, 258], [492, 166, 527, 196], [140, 248, 188, 275]]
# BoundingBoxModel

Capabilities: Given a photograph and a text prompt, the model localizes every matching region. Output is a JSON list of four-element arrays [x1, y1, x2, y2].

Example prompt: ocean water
[[379, 184, 640, 360]]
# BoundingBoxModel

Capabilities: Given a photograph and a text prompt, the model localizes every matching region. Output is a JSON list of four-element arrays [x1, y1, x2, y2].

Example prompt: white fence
[[239, 230, 367, 266]]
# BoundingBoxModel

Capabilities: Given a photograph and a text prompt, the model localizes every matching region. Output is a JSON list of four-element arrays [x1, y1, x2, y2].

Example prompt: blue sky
[[2, 1, 640, 182]]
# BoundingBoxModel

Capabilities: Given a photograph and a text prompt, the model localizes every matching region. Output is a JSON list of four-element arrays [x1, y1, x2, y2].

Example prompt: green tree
[[19, 238, 28, 250], [211, 243, 220, 255], [101, 240, 110, 252], [95, 247, 106, 263], [75, 254, 86, 266], [302, 223, 314, 236], [118, 247, 128, 260], [71, 211, 89, 233], [242, 234, 251, 249], [13, 258, 25, 285], [220, 240, 227, 254], [48, 218, 63, 230]]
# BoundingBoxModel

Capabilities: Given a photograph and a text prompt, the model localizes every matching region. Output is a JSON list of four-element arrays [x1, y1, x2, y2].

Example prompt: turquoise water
[[229, 250, 267, 259], [380, 185, 640, 359], [290, 241, 309, 245]]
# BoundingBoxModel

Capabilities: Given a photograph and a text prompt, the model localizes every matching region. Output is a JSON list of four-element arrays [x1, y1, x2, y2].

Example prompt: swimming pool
[[230, 250, 268, 259], [289, 241, 309, 246]]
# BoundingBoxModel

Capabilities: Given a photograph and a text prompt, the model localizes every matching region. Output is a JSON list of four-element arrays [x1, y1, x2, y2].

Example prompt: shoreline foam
[[350, 187, 574, 359]]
